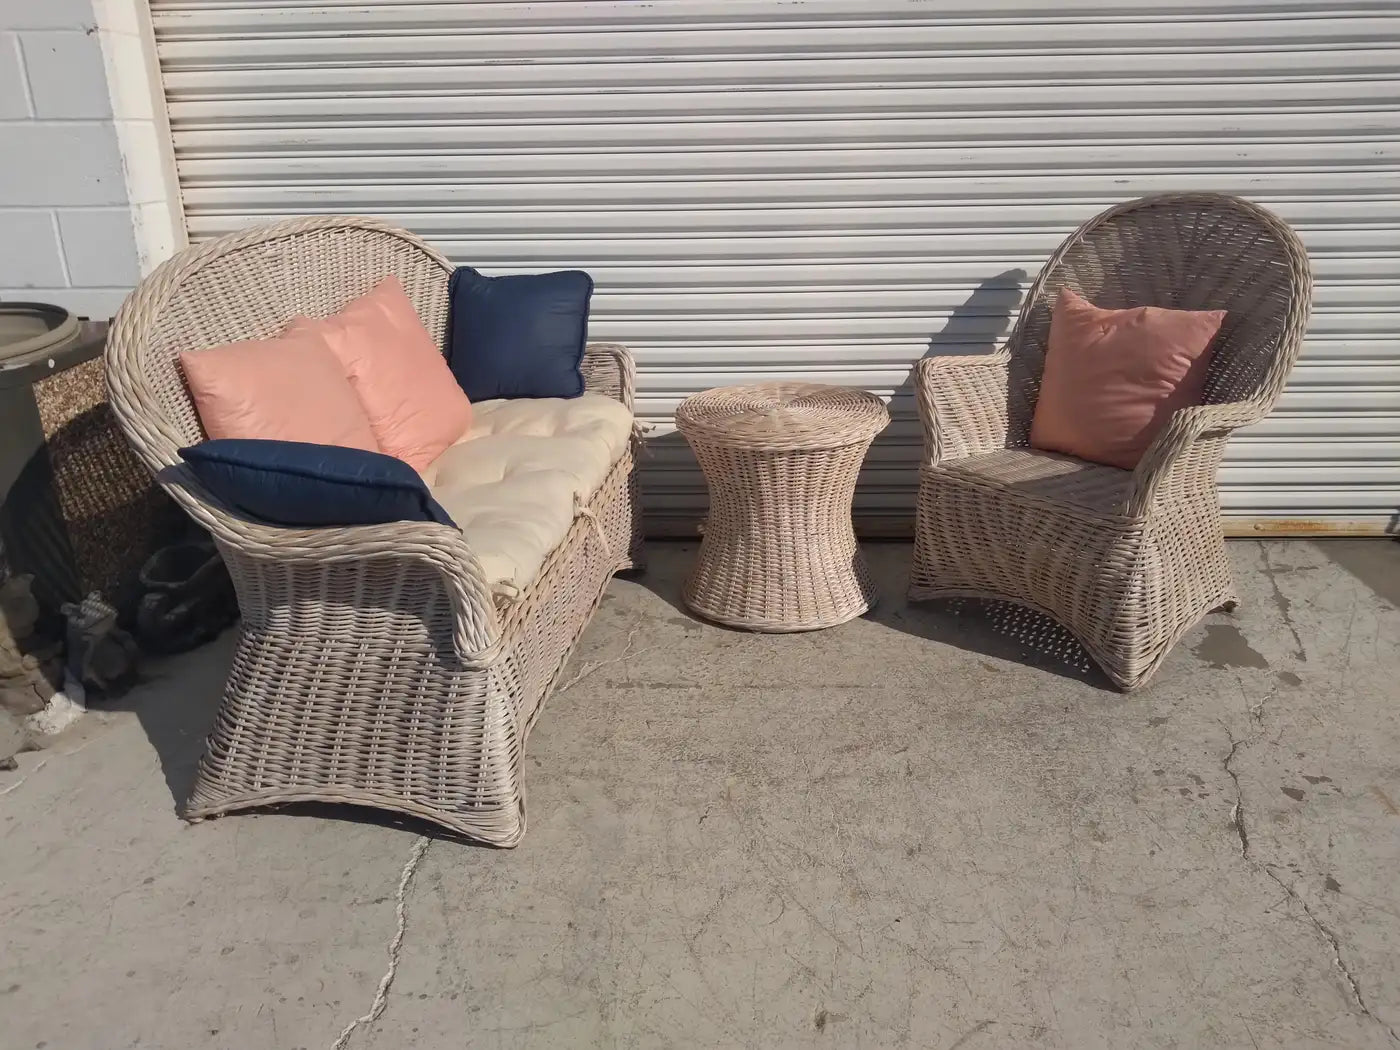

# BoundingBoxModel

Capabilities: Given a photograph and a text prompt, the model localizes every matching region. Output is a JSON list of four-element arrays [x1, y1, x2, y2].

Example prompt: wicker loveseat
[[909, 194, 1311, 691], [105, 217, 643, 846]]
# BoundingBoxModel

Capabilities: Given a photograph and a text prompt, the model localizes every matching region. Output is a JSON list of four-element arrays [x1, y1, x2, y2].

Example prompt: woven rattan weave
[[908, 194, 1311, 690], [677, 382, 889, 631], [104, 216, 643, 846]]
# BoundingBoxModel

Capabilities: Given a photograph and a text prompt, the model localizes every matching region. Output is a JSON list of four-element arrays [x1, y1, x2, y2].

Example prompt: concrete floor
[[2, 539, 1397, 1050]]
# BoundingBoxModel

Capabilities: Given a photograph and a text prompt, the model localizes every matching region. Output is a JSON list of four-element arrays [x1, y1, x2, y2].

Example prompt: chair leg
[[908, 544, 939, 602], [907, 480, 944, 601]]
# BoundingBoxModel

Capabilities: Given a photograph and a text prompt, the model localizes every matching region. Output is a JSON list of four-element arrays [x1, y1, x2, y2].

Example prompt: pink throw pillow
[[180, 329, 380, 451], [286, 277, 471, 472], [1030, 288, 1225, 470]]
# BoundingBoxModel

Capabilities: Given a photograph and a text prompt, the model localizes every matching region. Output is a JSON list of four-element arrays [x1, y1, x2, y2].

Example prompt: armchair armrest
[[581, 342, 636, 413], [913, 353, 1011, 466], [161, 470, 503, 667], [1127, 401, 1260, 518]]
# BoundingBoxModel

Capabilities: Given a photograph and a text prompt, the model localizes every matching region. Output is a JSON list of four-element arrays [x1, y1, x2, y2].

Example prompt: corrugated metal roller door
[[150, 0, 1400, 536]]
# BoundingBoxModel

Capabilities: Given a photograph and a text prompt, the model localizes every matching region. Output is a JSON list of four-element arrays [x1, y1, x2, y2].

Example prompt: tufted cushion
[[424, 393, 633, 589]]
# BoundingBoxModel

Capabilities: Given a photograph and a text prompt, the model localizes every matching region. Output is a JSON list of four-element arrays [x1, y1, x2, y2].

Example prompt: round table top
[[676, 382, 889, 450]]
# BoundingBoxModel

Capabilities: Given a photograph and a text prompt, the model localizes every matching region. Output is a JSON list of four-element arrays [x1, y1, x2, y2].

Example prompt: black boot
[[135, 541, 238, 655]]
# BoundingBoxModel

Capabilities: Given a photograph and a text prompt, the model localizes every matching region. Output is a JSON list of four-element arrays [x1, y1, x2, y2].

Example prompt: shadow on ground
[[862, 542, 1111, 687], [1317, 537, 1400, 608], [111, 631, 232, 808], [643, 539, 1114, 688]]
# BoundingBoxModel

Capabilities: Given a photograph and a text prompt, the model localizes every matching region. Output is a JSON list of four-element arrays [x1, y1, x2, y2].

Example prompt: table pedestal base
[[682, 443, 878, 632]]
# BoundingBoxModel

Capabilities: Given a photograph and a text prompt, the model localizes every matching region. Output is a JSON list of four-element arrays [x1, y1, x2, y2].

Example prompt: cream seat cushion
[[423, 393, 633, 590]]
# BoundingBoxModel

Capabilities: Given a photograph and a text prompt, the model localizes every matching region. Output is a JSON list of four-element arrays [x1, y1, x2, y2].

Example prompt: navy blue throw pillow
[[179, 440, 457, 529], [447, 267, 594, 401]]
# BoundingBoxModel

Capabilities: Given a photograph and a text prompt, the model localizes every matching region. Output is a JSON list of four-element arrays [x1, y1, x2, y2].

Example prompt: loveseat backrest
[[106, 217, 452, 474]]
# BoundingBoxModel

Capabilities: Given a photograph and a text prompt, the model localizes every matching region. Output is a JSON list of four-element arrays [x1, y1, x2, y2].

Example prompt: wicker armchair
[[908, 194, 1311, 690], [105, 217, 643, 845]]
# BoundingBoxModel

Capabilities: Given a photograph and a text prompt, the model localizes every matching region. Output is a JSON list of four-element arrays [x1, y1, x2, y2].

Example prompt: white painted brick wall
[[0, 0, 142, 319]]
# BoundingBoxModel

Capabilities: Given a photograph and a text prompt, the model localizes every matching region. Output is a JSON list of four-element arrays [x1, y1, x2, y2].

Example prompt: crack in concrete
[[0, 757, 49, 797], [555, 618, 650, 694], [1260, 545, 1308, 663], [1241, 671, 1278, 727], [1223, 731, 1249, 856], [330, 836, 431, 1050], [1247, 689, 1275, 726], [1266, 868, 1397, 1042], [0, 735, 103, 797], [1223, 728, 1398, 1043]]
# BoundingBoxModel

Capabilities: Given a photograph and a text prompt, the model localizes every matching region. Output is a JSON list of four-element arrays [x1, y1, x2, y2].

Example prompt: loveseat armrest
[[165, 476, 504, 667], [581, 342, 636, 413], [913, 353, 1011, 466]]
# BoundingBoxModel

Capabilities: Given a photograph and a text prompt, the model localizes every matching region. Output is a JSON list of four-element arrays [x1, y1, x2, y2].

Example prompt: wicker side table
[[676, 382, 889, 632]]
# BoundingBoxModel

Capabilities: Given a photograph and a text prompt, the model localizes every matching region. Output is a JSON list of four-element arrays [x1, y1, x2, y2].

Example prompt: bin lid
[[0, 304, 106, 389]]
